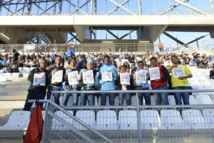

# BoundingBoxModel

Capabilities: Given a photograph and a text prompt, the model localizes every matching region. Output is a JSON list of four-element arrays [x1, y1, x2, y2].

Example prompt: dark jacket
[[48, 66, 66, 86], [27, 67, 48, 94], [210, 70, 214, 79], [116, 74, 134, 90], [8, 64, 19, 73]]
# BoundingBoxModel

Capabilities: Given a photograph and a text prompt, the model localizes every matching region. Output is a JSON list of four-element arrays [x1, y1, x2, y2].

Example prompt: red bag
[[24, 106, 44, 143]]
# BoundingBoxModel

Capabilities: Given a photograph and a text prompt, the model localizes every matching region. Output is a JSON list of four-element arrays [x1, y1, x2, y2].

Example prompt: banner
[[33, 73, 46, 86], [68, 71, 79, 85], [136, 70, 147, 84], [172, 66, 185, 78], [51, 70, 63, 84], [82, 70, 94, 84], [149, 67, 160, 81], [120, 73, 130, 85], [102, 71, 112, 82]]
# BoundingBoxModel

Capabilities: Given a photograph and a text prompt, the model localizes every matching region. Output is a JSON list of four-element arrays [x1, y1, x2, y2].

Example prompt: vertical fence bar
[[136, 93, 142, 143]]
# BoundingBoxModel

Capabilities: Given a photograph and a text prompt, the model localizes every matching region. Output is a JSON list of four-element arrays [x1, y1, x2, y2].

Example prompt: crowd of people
[[0, 46, 214, 110]]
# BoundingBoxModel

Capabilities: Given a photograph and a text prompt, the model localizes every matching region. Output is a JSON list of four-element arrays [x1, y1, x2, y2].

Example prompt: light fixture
[[0, 33, 10, 40]]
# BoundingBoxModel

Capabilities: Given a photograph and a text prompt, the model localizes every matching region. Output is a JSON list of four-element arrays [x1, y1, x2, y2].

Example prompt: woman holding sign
[[79, 60, 97, 106], [98, 56, 118, 105], [168, 55, 192, 105], [63, 58, 81, 106], [150, 57, 169, 105], [23, 60, 48, 111]]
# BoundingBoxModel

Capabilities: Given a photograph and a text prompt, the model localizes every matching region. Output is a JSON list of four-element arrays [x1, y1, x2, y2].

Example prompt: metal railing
[[29, 89, 214, 143], [0, 10, 213, 16], [0, 43, 155, 55]]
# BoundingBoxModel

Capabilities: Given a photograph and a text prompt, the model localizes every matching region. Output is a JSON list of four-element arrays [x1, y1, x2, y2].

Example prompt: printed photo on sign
[[136, 70, 147, 84], [172, 66, 185, 78], [33, 73, 46, 86], [68, 71, 79, 85], [102, 71, 112, 82], [83, 70, 94, 84], [120, 73, 130, 85], [52, 70, 63, 84], [149, 67, 160, 81]]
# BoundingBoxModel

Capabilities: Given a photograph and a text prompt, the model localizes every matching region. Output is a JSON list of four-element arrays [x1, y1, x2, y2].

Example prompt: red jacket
[[151, 65, 168, 89]]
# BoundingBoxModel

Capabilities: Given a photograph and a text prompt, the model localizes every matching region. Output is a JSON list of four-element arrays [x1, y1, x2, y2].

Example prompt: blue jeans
[[101, 93, 115, 105], [173, 86, 190, 105], [23, 92, 46, 111], [63, 88, 78, 106], [67, 56, 72, 65], [153, 86, 169, 105], [119, 93, 131, 105], [47, 85, 61, 105], [80, 93, 95, 106], [138, 93, 151, 105]]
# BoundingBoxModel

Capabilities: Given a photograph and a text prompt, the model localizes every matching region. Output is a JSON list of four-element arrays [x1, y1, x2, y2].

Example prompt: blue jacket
[[98, 64, 118, 90], [67, 48, 75, 57]]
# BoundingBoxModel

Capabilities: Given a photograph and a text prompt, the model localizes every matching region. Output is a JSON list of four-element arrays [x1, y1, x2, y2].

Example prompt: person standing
[[23, 60, 48, 111], [133, 61, 151, 105], [150, 57, 169, 105], [158, 42, 164, 52], [79, 61, 97, 106], [67, 46, 75, 65], [168, 55, 193, 105], [47, 56, 66, 105], [98, 56, 118, 105], [59, 50, 66, 67]]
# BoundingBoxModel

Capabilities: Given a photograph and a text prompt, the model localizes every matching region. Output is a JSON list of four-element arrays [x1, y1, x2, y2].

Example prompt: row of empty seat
[[52, 109, 214, 130]]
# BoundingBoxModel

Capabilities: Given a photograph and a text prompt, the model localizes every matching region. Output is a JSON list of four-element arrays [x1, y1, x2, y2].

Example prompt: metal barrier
[[29, 89, 214, 143], [0, 43, 154, 55]]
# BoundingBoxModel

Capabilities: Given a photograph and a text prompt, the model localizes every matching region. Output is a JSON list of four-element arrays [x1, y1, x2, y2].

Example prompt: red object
[[151, 65, 168, 89], [24, 106, 44, 143]]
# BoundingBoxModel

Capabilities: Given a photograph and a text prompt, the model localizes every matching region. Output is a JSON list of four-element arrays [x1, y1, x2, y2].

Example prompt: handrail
[[28, 99, 114, 143], [51, 89, 214, 94]]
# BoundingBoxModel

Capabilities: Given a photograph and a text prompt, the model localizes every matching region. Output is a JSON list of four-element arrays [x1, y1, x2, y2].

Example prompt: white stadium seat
[[141, 110, 166, 130], [119, 110, 137, 130], [74, 110, 95, 130], [195, 95, 214, 104], [202, 109, 214, 128], [96, 110, 118, 130], [52, 111, 73, 130], [189, 96, 198, 105], [0, 111, 30, 130], [182, 110, 206, 129], [161, 110, 190, 129]]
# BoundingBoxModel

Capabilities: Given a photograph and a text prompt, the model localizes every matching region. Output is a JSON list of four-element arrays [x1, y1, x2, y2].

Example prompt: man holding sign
[[150, 57, 169, 105], [47, 56, 65, 105], [168, 55, 192, 105], [98, 56, 118, 105], [133, 61, 151, 105], [23, 60, 48, 111]]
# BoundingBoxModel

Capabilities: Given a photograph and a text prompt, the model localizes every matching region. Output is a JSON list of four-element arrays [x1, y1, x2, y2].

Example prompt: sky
[[1, 0, 213, 46]]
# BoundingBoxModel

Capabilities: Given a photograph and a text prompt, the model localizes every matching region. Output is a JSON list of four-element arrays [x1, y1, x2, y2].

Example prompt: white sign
[[83, 70, 94, 84], [24, 44, 36, 50], [68, 71, 79, 85], [172, 66, 185, 78], [120, 73, 130, 85], [52, 70, 63, 84], [136, 70, 147, 84], [33, 73, 46, 86], [102, 71, 112, 82], [149, 67, 161, 81]]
